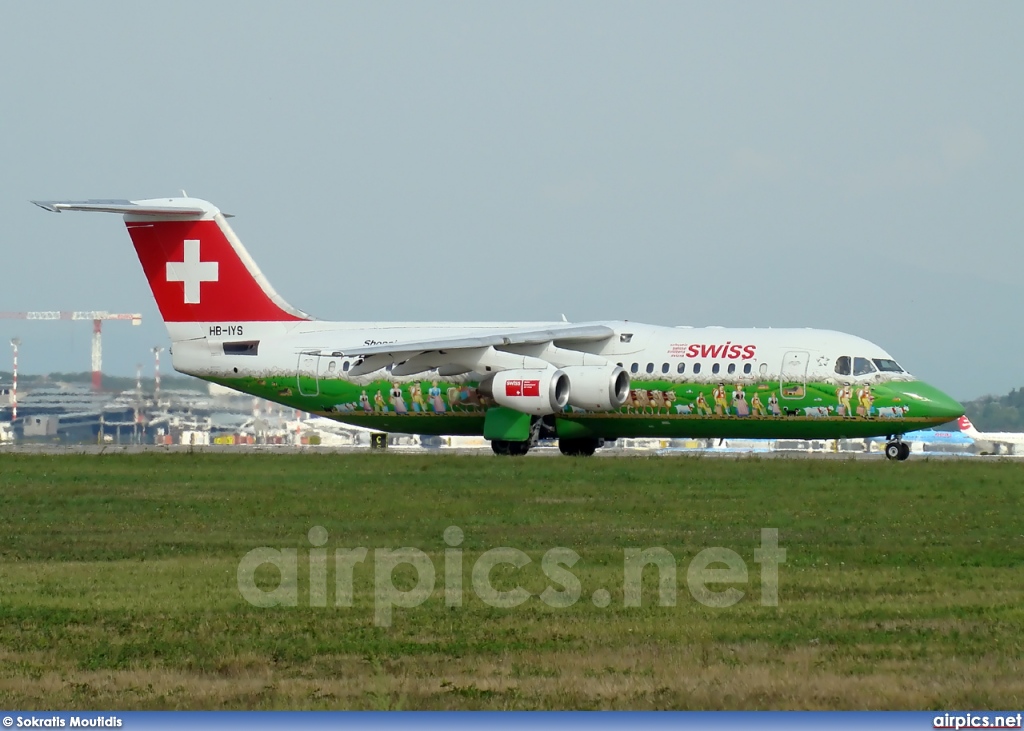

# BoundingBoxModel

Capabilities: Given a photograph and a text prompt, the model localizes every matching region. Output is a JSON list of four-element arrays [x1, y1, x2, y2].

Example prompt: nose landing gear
[[884, 437, 910, 461]]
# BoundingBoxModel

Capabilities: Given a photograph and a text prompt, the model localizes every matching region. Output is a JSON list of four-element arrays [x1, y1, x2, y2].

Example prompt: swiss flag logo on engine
[[506, 379, 541, 397]]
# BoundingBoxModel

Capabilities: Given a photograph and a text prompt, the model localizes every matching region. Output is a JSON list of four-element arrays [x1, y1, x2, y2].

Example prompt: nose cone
[[894, 381, 964, 423]]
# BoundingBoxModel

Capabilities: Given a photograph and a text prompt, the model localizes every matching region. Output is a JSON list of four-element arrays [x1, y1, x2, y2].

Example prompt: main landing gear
[[884, 437, 910, 461], [492, 437, 603, 456], [491, 440, 531, 456], [490, 416, 604, 457], [558, 437, 602, 457]]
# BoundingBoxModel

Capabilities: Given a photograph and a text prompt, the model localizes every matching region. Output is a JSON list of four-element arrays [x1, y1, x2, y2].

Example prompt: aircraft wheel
[[558, 438, 599, 457], [884, 442, 902, 461], [898, 442, 911, 461], [492, 439, 530, 456]]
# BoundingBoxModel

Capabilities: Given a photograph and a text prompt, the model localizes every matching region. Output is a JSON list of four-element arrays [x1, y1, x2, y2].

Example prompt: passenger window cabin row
[[623, 361, 755, 377], [618, 355, 907, 380]]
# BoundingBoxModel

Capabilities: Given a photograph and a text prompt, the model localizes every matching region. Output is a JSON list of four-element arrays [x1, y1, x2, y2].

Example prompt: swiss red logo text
[[679, 343, 757, 360]]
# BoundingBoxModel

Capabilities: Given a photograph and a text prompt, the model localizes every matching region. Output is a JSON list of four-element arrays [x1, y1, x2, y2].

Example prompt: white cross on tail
[[166, 239, 219, 304]]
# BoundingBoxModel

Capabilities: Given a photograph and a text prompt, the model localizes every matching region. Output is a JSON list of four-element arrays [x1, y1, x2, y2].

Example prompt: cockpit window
[[873, 358, 904, 373], [834, 356, 851, 376], [852, 357, 877, 376]]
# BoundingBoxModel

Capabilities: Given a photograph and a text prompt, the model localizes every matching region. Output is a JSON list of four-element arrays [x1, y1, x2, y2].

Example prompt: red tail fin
[[126, 217, 308, 323], [957, 416, 974, 432]]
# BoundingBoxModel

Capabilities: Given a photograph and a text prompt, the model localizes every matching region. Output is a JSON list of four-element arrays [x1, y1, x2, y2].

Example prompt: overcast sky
[[1, 2, 1020, 400]]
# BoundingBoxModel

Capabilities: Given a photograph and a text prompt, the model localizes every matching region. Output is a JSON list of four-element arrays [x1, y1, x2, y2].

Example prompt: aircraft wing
[[335, 323, 618, 377], [340, 323, 615, 358]]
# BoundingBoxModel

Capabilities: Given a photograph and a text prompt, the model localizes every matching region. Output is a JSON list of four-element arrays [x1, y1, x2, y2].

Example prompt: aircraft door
[[780, 351, 809, 400], [297, 352, 320, 396]]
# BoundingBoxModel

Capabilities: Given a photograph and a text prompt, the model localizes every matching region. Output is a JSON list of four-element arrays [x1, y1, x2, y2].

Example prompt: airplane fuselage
[[170, 319, 963, 441]]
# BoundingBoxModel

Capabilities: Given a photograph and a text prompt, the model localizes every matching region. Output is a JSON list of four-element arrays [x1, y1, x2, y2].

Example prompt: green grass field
[[1, 453, 1023, 710]]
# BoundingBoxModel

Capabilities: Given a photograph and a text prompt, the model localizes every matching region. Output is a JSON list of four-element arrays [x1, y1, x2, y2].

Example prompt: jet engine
[[562, 365, 631, 411], [478, 368, 570, 416]]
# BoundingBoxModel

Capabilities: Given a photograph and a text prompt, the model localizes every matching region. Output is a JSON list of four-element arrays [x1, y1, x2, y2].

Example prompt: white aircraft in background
[[957, 416, 1024, 451], [31, 196, 963, 460]]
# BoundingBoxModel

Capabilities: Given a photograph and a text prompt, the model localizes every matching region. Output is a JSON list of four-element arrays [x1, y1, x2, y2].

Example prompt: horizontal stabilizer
[[31, 198, 221, 218], [32, 196, 305, 324]]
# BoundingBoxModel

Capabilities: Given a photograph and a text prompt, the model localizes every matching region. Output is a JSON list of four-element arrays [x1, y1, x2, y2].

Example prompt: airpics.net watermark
[[236, 526, 786, 627]]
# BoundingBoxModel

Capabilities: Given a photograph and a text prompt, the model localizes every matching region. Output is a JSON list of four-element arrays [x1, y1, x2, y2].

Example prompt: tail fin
[[957, 415, 979, 436], [32, 198, 311, 326]]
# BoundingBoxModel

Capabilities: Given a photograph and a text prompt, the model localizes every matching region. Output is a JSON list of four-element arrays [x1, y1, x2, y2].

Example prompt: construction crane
[[0, 311, 142, 391]]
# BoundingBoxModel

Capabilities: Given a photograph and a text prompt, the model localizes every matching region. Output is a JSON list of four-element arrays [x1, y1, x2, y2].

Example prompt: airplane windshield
[[834, 356, 851, 376], [873, 358, 904, 373], [852, 357, 877, 376]]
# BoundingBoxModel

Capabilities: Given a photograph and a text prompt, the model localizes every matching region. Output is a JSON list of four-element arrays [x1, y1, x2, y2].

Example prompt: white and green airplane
[[33, 196, 963, 460], [957, 416, 1024, 450]]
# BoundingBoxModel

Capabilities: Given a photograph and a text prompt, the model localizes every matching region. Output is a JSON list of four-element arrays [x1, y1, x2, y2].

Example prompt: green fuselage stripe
[[208, 373, 954, 440]]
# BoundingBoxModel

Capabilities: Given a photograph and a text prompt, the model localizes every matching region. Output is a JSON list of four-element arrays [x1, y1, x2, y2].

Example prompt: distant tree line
[[961, 388, 1024, 432]]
